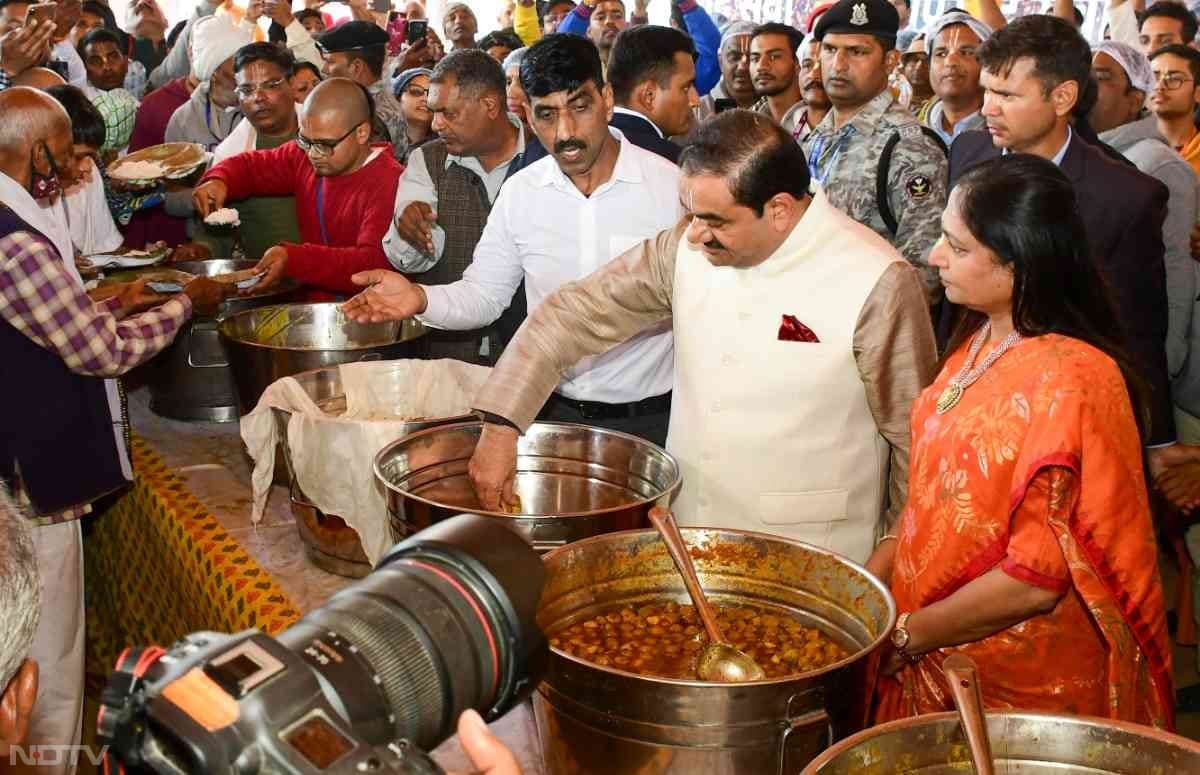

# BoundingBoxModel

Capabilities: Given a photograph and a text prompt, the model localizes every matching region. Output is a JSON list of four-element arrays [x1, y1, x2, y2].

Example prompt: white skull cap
[[1093, 40, 1155, 94]]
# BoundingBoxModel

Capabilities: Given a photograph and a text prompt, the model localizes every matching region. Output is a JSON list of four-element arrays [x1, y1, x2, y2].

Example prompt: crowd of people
[[6, 0, 1200, 771]]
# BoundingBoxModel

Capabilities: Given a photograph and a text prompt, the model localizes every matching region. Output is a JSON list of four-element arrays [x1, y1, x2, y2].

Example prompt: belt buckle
[[578, 401, 601, 420]]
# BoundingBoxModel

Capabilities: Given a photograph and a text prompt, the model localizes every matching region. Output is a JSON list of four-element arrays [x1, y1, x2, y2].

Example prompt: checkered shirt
[[0, 228, 192, 524]]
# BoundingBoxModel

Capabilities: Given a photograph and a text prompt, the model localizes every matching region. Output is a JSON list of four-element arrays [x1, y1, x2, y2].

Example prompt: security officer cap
[[318, 20, 390, 53], [813, 0, 900, 49]]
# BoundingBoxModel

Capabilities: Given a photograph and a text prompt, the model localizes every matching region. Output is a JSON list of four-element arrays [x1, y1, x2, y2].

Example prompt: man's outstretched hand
[[342, 269, 428, 323]]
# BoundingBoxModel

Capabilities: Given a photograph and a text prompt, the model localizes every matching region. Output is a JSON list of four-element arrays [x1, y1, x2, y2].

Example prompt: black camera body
[[100, 631, 442, 774], [98, 515, 547, 775]]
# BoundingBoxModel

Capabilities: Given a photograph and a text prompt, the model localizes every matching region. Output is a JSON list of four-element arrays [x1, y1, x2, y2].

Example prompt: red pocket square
[[778, 314, 820, 343]]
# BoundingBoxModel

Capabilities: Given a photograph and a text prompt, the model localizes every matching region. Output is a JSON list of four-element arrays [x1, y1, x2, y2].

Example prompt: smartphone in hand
[[406, 18, 427, 45], [26, 2, 57, 28]]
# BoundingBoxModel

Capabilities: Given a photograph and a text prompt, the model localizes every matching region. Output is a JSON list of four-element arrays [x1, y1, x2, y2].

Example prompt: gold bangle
[[877, 534, 898, 546]]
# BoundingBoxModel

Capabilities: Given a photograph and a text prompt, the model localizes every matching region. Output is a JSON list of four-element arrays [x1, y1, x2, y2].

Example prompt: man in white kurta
[[465, 110, 937, 563]]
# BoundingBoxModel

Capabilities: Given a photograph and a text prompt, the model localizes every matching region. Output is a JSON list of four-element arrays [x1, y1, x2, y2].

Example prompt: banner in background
[[705, 0, 1111, 42]]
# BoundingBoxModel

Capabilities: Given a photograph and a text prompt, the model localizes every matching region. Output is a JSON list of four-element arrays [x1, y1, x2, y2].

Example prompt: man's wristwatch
[[891, 612, 921, 663]]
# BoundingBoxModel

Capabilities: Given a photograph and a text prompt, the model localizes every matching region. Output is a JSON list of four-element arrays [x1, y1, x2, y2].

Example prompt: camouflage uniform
[[803, 89, 948, 301], [368, 78, 410, 164]]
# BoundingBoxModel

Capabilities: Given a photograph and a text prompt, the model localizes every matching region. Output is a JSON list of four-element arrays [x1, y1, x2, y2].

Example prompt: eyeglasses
[[234, 77, 288, 99], [404, 85, 429, 98], [296, 121, 365, 157], [1153, 71, 1194, 91]]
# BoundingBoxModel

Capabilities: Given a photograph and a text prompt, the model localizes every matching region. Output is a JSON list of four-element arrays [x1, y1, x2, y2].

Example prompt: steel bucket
[[374, 421, 681, 552], [102, 259, 297, 421], [535, 527, 896, 774], [801, 711, 1200, 773], [272, 364, 474, 578], [217, 303, 428, 416]]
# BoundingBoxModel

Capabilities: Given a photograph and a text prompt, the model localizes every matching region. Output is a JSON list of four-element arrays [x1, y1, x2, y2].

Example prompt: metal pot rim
[[800, 710, 1200, 773], [540, 525, 897, 687], [373, 420, 683, 518], [218, 302, 414, 352]]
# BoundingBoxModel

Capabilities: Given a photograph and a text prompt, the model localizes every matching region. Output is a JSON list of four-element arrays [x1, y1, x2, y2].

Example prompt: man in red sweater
[[192, 77, 401, 297]]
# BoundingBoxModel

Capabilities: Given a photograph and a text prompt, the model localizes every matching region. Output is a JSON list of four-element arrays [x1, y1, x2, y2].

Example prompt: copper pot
[[801, 711, 1200, 773], [535, 527, 896, 774]]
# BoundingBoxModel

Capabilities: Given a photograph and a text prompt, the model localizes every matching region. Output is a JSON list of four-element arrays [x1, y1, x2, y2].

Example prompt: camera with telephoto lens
[[96, 514, 547, 775]]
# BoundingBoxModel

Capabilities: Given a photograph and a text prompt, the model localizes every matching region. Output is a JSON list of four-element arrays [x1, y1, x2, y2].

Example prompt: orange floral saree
[[874, 333, 1173, 729]]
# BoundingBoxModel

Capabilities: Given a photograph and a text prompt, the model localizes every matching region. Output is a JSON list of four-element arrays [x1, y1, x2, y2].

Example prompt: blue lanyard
[[315, 179, 330, 245], [808, 126, 854, 189]]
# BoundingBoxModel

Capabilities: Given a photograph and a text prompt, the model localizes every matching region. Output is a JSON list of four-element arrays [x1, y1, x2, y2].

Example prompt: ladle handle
[[943, 653, 995, 775], [647, 506, 726, 645]]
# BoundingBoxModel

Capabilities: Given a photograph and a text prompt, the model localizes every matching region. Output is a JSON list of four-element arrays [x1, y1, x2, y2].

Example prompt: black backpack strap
[[876, 126, 949, 236], [876, 132, 903, 236]]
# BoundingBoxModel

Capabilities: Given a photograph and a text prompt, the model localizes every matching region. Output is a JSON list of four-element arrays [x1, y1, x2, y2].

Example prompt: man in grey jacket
[[1091, 40, 1197, 384]]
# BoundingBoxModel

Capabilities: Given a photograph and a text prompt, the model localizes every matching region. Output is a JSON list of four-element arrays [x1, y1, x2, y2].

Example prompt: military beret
[[318, 20, 389, 53], [813, 0, 900, 48]]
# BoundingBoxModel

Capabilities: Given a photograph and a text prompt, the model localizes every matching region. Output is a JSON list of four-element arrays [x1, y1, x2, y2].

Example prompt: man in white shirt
[[345, 34, 681, 444], [382, 49, 527, 362]]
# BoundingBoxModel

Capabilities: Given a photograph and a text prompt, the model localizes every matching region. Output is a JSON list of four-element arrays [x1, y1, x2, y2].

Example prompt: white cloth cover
[[241, 359, 491, 564]]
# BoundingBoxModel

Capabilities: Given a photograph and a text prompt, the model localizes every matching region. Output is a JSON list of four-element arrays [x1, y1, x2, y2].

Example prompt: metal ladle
[[647, 506, 766, 683], [943, 653, 995, 775]]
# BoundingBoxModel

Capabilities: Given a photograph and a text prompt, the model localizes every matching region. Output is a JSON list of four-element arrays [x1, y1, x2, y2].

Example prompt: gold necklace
[[936, 323, 1023, 415]]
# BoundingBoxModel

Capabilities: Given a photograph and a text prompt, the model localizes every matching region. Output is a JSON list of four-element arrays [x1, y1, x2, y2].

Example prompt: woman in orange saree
[[868, 155, 1174, 729]]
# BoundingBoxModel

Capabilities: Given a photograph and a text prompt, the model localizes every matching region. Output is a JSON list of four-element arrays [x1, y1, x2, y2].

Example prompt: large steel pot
[[374, 421, 681, 552], [801, 711, 1200, 773], [535, 527, 896, 774], [218, 303, 428, 415], [273, 365, 474, 578], [103, 260, 297, 421]]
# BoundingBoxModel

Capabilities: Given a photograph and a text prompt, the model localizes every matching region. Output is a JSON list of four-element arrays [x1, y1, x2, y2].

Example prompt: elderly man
[[318, 21, 408, 163], [0, 87, 220, 775], [695, 20, 755, 121], [917, 11, 989, 147], [452, 110, 934, 565], [443, 2, 478, 51], [0, 483, 39, 762], [382, 50, 526, 361], [804, 0, 948, 302], [165, 15, 247, 148], [345, 34, 682, 444], [194, 78, 402, 298]]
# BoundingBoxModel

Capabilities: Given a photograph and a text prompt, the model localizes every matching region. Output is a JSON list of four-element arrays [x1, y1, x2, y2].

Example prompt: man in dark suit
[[523, 25, 696, 165], [948, 15, 1178, 458]]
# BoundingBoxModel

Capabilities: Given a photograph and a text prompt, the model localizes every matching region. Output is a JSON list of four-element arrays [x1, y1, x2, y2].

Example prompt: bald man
[[12, 65, 65, 89], [0, 87, 222, 775], [193, 78, 402, 298]]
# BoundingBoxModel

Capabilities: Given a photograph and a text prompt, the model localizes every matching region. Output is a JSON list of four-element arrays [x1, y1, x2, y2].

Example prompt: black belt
[[547, 391, 672, 421]]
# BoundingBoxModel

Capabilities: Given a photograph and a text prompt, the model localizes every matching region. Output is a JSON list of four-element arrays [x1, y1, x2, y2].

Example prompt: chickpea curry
[[548, 600, 848, 680]]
